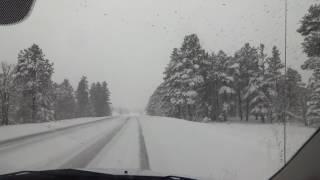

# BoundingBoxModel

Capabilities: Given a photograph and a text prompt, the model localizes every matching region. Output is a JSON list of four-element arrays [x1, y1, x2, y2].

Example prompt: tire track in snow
[[0, 117, 114, 153], [59, 118, 129, 168], [137, 118, 150, 170]]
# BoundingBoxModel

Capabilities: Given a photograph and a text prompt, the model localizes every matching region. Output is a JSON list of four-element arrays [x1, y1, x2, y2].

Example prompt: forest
[[0, 44, 112, 125], [146, 4, 320, 126]]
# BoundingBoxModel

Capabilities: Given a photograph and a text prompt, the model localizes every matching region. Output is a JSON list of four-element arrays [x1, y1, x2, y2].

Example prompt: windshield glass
[[0, 0, 319, 179]]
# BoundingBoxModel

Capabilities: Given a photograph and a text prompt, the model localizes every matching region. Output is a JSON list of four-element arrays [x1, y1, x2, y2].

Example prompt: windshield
[[0, 0, 319, 179]]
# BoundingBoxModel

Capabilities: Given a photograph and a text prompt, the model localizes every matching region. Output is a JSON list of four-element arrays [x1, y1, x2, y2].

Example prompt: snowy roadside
[[0, 116, 113, 143], [139, 116, 316, 180]]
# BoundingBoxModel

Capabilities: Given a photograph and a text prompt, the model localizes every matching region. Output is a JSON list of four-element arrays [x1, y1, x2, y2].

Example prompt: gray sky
[[0, 0, 318, 110]]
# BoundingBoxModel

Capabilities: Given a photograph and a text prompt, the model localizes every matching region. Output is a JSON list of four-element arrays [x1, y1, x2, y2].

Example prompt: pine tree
[[146, 83, 176, 117], [285, 68, 303, 110], [54, 79, 76, 120], [89, 81, 111, 117], [296, 85, 311, 126], [89, 82, 98, 116], [163, 48, 183, 118], [148, 34, 306, 124], [243, 44, 271, 123], [101, 81, 112, 116], [171, 34, 205, 120], [14, 44, 54, 122], [266, 46, 284, 93], [266, 46, 284, 122], [204, 51, 234, 121], [297, 4, 320, 57], [76, 76, 90, 117], [298, 3, 320, 125], [234, 43, 259, 121]]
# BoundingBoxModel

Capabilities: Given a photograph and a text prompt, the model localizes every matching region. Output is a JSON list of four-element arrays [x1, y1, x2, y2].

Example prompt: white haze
[[0, 0, 318, 111]]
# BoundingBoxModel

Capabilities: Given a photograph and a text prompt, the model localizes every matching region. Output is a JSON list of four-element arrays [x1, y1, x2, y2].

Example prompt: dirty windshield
[[0, 0, 319, 179]]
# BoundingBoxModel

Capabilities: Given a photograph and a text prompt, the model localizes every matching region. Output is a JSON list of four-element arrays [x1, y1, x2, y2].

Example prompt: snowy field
[[0, 115, 316, 180], [139, 116, 316, 180]]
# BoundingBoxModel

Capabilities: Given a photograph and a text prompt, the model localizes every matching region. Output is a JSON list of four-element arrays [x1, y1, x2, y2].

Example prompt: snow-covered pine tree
[[146, 82, 176, 117], [101, 81, 112, 116], [54, 79, 76, 120], [195, 51, 214, 121], [285, 68, 303, 111], [234, 43, 259, 121], [297, 4, 320, 58], [76, 76, 90, 117], [175, 34, 205, 120], [89, 82, 98, 116], [161, 34, 206, 121], [163, 48, 185, 118], [243, 44, 271, 123], [89, 81, 112, 117], [205, 50, 234, 121], [301, 57, 320, 125], [266, 46, 284, 95], [298, 3, 320, 125], [265, 46, 284, 122], [14, 44, 54, 123]]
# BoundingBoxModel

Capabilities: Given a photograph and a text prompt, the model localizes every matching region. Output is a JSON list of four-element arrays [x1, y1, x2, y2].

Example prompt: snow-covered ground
[[87, 117, 140, 169], [0, 117, 111, 142], [0, 115, 316, 180], [139, 116, 316, 180], [0, 116, 125, 173]]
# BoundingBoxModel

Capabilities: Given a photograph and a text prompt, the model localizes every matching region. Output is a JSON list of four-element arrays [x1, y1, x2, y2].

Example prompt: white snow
[[139, 116, 316, 180], [87, 118, 140, 169], [0, 117, 111, 142], [0, 117, 124, 173], [0, 115, 316, 180], [219, 86, 235, 94]]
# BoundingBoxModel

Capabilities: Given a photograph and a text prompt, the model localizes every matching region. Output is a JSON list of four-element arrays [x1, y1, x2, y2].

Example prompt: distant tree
[[14, 44, 54, 122], [0, 62, 15, 125], [90, 81, 112, 117], [54, 79, 76, 120], [89, 82, 98, 116], [76, 76, 90, 117], [101, 81, 112, 116]]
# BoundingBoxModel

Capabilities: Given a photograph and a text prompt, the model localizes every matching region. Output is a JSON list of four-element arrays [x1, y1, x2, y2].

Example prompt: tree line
[[146, 3, 320, 126], [0, 44, 112, 125]]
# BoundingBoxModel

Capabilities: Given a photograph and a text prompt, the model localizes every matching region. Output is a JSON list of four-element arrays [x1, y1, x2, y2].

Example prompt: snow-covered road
[[0, 116, 151, 175], [0, 115, 316, 180], [0, 116, 129, 173]]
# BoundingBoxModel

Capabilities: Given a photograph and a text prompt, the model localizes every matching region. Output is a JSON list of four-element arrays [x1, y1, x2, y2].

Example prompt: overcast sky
[[0, 0, 319, 111]]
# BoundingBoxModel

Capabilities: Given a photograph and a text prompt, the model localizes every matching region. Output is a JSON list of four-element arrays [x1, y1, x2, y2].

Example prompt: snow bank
[[140, 116, 316, 180], [0, 116, 111, 142]]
